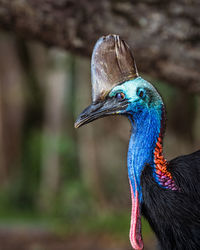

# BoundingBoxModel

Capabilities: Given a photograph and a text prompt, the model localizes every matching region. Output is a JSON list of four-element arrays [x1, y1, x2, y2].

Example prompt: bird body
[[142, 150, 200, 250], [75, 35, 200, 250]]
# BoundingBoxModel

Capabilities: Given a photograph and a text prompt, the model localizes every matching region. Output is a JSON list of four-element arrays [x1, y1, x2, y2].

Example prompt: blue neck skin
[[127, 108, 161, 203]]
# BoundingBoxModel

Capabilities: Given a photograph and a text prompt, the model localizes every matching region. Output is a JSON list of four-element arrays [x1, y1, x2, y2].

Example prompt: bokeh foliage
[[0, 32, 199, 249]]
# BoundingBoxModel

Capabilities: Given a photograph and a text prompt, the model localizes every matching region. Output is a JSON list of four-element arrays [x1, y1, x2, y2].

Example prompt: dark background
[[0, 1, 199, 249]]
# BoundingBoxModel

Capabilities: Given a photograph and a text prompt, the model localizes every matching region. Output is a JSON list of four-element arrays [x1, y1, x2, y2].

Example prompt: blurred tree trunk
[[0, 82, 5, 183], [75, 57, 107, 208], [0, 0, 199, 93], [65, 54, 79, 175], [169, 90, 196, 142], [38, 49, 67, 212], [194, 97, 200, 147], [0, 34, 25, 185]]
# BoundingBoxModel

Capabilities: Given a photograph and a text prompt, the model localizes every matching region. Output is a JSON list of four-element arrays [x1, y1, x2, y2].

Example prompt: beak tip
[[74, 121, 80, 129]]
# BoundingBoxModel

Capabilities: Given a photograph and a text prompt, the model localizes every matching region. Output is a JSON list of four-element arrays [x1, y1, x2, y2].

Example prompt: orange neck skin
[[154, 134, 179, 191]]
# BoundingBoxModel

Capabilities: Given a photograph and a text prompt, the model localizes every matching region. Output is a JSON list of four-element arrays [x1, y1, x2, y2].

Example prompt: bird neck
[[127, 108, 162, 250], [127, 106, 178, 202], [127, 108, 161, 202], [127, 105, 179, 250]]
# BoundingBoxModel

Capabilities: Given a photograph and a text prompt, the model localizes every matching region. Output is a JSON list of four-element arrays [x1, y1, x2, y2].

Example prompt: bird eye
[[137, 88, 145, 99], [115, 92, 125, 100]]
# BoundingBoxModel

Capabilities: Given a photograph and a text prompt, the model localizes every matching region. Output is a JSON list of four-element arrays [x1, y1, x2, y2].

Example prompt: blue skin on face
[[109, 77, 163, 114], [109, 77, 164, 202]]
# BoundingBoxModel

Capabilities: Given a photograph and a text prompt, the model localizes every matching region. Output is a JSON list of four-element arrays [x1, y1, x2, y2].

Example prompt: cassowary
[[75, 34, 200, 250]]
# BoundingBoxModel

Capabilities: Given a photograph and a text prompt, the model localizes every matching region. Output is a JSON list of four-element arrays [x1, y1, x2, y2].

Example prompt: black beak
[[74, 97, 128, 128]]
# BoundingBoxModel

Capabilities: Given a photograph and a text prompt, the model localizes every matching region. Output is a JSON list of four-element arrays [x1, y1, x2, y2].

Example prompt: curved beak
[[74, 98, 128, 128]]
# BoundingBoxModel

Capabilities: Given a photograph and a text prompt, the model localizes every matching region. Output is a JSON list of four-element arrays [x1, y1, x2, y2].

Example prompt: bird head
[[75, 35, 163, 129], [74, 77, 163, 128]]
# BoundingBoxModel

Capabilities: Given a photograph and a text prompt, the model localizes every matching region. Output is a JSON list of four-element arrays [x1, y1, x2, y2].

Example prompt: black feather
[[141, 150, 200, 250]]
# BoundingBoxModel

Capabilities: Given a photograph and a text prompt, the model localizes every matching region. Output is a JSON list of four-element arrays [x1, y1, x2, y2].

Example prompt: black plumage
[[141, 150, 200, 250]]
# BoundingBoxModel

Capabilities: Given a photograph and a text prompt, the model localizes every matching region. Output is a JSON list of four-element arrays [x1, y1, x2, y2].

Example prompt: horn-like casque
[[91, 34, 138, 102]]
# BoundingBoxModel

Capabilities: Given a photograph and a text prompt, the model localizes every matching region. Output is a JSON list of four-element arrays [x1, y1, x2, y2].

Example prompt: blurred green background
[[0, 32, 199, 250]]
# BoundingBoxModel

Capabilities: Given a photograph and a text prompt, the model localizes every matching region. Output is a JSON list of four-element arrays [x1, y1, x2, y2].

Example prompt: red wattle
[[129, 179, 143, 250]]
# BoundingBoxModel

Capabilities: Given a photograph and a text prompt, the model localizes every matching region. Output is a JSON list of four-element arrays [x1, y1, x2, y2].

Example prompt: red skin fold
[[129, 179, 143, 250]]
